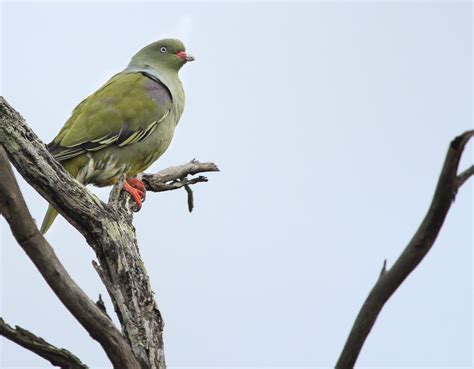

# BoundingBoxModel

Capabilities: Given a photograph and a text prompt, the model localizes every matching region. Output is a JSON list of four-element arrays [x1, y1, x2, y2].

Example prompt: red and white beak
[[176, 50, 195, 62]]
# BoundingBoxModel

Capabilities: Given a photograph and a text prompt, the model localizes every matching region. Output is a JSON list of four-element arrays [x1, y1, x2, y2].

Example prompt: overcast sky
[[1, 1, 472, 368]]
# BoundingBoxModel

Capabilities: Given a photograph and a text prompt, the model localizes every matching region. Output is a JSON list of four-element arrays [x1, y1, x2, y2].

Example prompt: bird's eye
[[160, 47, 167, 53]]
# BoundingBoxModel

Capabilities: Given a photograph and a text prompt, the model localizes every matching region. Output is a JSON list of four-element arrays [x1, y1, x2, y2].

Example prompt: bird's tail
[[40, 205, 59, 234], [40, 160, 81, 234]]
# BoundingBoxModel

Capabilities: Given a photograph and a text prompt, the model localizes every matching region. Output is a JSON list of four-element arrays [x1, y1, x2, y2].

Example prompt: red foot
[[123, 178, 146, 211], [127, 178, 146, 193]]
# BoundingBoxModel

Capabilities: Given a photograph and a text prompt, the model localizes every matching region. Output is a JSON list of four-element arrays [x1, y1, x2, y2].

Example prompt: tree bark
[[0, 97, 218, 368], [0, 145, 142, 369]]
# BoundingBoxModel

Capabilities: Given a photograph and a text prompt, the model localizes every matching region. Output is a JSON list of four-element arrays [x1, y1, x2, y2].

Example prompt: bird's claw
[[123, 178, 146, 211]]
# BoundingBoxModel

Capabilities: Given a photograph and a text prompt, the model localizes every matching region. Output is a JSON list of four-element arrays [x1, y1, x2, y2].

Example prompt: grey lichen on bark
[[0, 96, 219, 369], [0, 144, 141, 369]]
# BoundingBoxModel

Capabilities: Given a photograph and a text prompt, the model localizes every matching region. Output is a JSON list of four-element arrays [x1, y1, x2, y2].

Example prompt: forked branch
[[138, 159, 219, 212], [0, 145, 141, 368], [0, 96, 218, 368], [335, 130, 474, 368]]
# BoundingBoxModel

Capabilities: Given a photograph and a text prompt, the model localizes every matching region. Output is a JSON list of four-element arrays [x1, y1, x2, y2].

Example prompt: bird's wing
[[48, 72, 172, 161]]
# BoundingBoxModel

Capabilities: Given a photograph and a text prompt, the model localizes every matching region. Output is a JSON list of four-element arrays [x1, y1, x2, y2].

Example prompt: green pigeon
[[40, 38, 194, 234]]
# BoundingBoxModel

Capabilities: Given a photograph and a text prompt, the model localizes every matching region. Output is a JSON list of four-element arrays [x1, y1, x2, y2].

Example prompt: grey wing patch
[[115, 74, 172, 148], [140, 71, 173, 106]]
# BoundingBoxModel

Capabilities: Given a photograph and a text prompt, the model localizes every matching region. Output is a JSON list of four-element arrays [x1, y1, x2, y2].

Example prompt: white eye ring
[[160, 46, 167, 53]]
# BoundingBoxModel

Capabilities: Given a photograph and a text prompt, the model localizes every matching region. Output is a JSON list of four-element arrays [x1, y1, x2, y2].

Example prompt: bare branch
[[378, 259, 387, 279], [335, 130, 474, 369], [143, 174, 210, 192], [137, 160, 218, 211], [0, 146, 141, 368], [184, 184, 194, 212], [139, 159, 219, 186], [0, 318, 88, 369], [457, 164, 474, 188]]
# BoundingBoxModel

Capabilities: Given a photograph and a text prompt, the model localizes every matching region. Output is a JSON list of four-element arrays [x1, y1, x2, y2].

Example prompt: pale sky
[[1, 1, 472, 368]]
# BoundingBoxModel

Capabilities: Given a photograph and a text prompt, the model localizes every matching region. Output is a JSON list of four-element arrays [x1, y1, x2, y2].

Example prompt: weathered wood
[[0, 318, 88, 369], [0, 145, 141, 369], [139, 160, 219, 185], [335, 130, 474, 369], [0, 97, 218, 369]]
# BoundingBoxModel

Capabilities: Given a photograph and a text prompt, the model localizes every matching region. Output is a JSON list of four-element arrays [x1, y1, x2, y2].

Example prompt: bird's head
[[129, 38, 194, 73]]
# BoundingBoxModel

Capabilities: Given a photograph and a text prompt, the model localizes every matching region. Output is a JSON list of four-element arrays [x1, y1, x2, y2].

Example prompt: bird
[[40, 38, 194, 234]]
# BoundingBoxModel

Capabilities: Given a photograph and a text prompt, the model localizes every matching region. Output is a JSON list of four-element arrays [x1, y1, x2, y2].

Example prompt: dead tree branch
[[0, 145, 141, 368], [0, 318, 88, 369], [0, 96, 218, 368], [457, 164, 474, 188], [138, 159, 219, 212], [335, 130, 474, 369], [139, 160, 219, 185]]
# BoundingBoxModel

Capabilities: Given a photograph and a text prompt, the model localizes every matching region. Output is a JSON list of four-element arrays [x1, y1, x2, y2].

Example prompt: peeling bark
[[0, 97, 218, 368], [0, 145, 141, 369]]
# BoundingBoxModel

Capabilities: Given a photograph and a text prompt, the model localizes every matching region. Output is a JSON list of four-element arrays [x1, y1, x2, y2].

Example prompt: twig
[[0, 318, 88, 369], [142, 175, 208, 192], [335, 130, 474, 369], [378, 259, 387, 279], [184, 184, 194, 212], [96, 294, 110, 320], [457, 164, 474, 188], [139, 159, 219, 185], [139, 160, 218, 211]]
